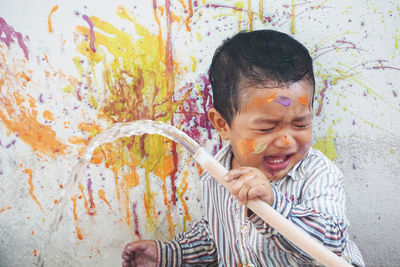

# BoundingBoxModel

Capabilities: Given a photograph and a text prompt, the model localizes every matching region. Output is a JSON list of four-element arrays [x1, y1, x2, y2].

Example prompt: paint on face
[[274, 96, 291, 107], [252, 143, 267, 154], [244, 92, 277, 111], [238, 138, 256, 155], [298, 95, 309, 106], [282, 136, 291, 145]]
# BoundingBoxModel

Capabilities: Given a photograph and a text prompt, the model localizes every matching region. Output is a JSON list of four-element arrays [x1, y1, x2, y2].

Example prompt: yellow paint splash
[[74, 6, 191, 235], [312, 126, 338, 161], [290, 0, 295, 34]]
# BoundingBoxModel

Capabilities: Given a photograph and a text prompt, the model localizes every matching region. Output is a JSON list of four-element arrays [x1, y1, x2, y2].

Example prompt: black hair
[[209, 29, 315, 126]]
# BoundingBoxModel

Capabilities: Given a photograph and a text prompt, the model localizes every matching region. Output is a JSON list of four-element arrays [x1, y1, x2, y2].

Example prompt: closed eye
[[259, 127, 275, 133], [294, 124, 310, 129]]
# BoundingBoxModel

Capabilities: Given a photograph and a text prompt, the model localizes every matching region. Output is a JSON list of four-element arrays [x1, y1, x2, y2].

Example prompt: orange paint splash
[[247, 0, 254, 31], [42, 110, 55, 121], [0, 92, 68, 158], [24, 168, 43, 210], [238, 138, 256, 155], [33, 249, 37, 257], [177, 171, 191, 221], [283, 136, 291, 145], [0, 206, 11, 213], [98, 189, 112, 210], [71, 195, 83, 240], [244, 92, 277, 110], [48, 5, 59, 33], [298, 95, 309, 106]]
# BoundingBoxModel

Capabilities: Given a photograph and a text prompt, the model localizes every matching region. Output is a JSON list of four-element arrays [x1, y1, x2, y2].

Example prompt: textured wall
[[0, 0, 399, 266]]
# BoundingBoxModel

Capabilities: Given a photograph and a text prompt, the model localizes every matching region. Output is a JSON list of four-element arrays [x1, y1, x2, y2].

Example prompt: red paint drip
[[170, 141, 178, 205], [0, 17, 29, 59], [132, 202, 142, 240], [165, 0, 174, 92], [82, 15, 96, 53], [87, 178, 96, 215], [316, 79, 328, 116]]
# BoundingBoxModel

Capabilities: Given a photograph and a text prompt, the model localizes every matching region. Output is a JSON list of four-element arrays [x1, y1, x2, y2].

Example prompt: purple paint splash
[[0, 17, 29, 59], [274, 96, 291, 107], [82, 15, 96, 53]]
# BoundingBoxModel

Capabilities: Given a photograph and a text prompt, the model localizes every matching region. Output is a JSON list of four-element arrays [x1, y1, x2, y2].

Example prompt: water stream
[[37, 120, 201, 266]]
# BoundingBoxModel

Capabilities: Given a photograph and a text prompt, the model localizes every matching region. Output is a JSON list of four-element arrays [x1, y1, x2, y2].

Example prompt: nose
[[274, 133, 295, 148]]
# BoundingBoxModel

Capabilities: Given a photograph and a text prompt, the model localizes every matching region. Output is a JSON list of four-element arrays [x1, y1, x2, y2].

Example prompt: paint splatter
[[0, 17, 29, 59], [0, 92, 69, 158], [290, 0, 295, 34], [71, 195, 83, 240], [274, 96, 291, 107], [98, 189, 112, 210], [82, 15, 96, 53], [24, 168, 43, 210], [238, 138, 256, 155], [48, 5, 59, 33], [312, 126, 338, 161], [252, 143, 267, 154], [282, 136, 291, 145], [298, 95, 309, 106]]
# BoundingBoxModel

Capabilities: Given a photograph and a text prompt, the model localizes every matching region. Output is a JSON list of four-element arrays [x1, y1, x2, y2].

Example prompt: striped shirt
[[156, 145, 365, 266]]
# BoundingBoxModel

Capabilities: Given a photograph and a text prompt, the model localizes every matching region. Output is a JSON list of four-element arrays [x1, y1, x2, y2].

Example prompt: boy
[[121, 30, 364, 266]]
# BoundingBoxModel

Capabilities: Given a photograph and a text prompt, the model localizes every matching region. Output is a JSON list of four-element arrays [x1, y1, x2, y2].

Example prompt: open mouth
[[263, 154, 293, 172]]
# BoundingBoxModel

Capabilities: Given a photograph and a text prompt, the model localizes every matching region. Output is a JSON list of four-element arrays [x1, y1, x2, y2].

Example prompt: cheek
[[299, 141, 312, 155]]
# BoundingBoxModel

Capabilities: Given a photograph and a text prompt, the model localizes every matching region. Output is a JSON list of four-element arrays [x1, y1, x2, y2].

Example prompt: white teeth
[[269, 159, 284, 164]]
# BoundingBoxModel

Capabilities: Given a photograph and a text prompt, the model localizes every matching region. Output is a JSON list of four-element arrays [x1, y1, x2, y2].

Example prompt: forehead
[[239, 80, 314, 108]]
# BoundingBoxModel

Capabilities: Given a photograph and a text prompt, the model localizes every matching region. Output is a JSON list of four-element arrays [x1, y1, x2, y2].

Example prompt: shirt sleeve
[[248, 158, 350, 262], [156, 218, 218, 266]]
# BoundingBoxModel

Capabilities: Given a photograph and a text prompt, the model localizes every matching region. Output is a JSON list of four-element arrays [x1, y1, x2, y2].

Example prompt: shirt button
[[241, 224, 249, 234]]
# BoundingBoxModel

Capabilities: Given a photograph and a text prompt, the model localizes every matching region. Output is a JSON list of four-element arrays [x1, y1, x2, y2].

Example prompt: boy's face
[[209, 80, 314, 181]]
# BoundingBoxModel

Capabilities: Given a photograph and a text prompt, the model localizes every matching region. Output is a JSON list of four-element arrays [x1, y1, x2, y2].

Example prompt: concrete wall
[[0, 0, 399, 266]]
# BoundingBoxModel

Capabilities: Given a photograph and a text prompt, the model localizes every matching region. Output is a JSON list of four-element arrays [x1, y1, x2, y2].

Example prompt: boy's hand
[[225, 167, 274, 206], [121, 240, 157, 267]]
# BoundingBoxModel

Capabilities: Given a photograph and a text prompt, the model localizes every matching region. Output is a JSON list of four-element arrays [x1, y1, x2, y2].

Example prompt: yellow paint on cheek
[[252, 143, 267, 154]]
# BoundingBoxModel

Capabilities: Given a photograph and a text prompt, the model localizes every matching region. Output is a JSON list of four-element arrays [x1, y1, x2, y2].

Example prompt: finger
[[231, 174, 256, 196], [247, 184, 273, 205], [224, 168, 252, 182], [236, 176, 260, 204]]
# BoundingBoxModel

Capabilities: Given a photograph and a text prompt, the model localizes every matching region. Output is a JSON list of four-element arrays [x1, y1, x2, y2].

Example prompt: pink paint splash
[[82, 15, 96, 53], [178, 74, 215, 144], [274, 96, 291, 107], [132, 202, 142, 240], [0, 17, 29, 59], [87, 178, 96, 215]]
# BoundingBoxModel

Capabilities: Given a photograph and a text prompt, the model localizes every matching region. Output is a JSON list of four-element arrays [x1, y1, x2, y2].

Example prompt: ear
[[208, 108, 230, 140]]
